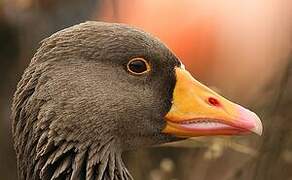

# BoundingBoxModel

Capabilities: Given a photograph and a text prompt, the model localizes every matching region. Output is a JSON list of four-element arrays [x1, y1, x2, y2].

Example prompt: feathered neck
[[35, 138, 132, 180], [15, 118, 132, 180], [12, 63, 133, 180]]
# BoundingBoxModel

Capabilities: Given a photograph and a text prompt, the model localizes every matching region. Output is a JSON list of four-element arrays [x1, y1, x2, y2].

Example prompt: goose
[[11, 21, 262, 180]]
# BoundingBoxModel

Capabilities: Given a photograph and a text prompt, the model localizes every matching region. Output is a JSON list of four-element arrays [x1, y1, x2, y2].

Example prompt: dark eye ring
[[127, 58, 151, 75]]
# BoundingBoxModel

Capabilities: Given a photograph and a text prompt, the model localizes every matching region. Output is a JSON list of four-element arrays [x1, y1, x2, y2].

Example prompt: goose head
[[12, 21, 262, 180]]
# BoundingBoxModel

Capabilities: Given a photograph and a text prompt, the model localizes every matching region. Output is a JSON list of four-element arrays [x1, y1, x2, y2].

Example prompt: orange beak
[[163, 67, 263, 137]]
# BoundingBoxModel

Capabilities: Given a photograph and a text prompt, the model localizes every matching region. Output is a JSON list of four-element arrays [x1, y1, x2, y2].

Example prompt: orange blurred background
[[97, 0, 291, 105]]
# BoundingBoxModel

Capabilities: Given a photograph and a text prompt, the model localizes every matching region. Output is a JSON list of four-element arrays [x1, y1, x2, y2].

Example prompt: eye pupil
[[127, 58, 149, 74], [129, 60, 146, 73]]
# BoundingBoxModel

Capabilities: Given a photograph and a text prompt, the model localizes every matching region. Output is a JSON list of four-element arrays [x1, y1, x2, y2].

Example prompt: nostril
[[208, 97, 221, 107]]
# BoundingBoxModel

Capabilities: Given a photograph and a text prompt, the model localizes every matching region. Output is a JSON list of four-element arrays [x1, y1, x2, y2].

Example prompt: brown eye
[[127, 58, 150, 75]]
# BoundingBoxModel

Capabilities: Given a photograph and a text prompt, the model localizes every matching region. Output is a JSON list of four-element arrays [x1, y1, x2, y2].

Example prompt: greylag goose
[[12, 21, 262, 180]]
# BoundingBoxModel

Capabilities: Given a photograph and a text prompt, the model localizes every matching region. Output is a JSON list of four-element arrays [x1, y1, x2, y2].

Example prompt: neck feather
[[34, 138, 133, 180], [12, 64, 133, 180], [16, 131, 133, 180]]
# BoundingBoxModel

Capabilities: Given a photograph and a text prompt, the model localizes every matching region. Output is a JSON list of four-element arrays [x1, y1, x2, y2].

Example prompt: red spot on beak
[[208, 97, 221, 107]]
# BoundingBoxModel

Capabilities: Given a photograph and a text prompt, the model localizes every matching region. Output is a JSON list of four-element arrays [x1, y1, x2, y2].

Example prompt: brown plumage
[[12, 21, 262, 180], [12, 21, 180, 180]]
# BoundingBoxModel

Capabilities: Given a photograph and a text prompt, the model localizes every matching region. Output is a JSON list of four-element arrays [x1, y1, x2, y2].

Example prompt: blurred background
[[1, 0, 292, 179]]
